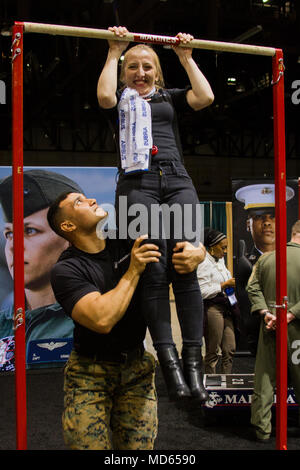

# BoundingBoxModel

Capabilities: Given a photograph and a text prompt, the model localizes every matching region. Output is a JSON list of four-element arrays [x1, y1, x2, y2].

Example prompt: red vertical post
[[272, 49, 288, 451], [12, 22, 27, 450]]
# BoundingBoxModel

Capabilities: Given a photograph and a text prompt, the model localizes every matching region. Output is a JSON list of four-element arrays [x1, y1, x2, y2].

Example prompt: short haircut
[[291, 220, 300, 236], [47, 191, 75, 238]]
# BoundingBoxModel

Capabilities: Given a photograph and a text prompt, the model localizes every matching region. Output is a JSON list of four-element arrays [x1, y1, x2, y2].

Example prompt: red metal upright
[[12, 22, 27, 450], [272, 49, 288, 451]]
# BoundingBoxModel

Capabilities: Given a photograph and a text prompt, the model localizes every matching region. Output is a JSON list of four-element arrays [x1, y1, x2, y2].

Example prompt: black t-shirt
[[102, 88, 191, 164], [50, 240, 146, 355]]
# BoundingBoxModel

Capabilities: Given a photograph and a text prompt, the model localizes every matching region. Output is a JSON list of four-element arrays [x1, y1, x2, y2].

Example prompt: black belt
[[118, 160, 184, 176], [76, 344, 145, 365], [151, 160, 183, 168]]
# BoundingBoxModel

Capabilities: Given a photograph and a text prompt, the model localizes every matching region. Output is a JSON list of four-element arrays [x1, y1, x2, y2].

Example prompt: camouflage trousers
[[62, 349, 158, 450]]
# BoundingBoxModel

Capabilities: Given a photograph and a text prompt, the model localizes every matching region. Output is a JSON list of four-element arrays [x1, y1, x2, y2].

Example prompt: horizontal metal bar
[[20, 22, 276, 56]]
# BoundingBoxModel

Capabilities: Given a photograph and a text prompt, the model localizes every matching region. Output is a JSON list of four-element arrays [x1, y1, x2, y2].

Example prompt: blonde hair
[[119, 44, 165, 88]]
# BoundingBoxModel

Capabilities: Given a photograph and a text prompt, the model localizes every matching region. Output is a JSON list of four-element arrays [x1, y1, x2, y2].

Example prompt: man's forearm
[[72, 237, 160, 334], [71, 267, 141, 335], [97, 268, 140, 332]]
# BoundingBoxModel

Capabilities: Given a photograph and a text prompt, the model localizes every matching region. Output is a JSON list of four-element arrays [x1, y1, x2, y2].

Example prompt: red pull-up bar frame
[[272, 50, 288, 451], [12, 22, 26, 451], [11, 21, 288, 451]]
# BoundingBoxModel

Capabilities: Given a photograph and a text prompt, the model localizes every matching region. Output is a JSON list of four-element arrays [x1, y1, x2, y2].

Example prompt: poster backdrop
[[0, 166, 117, 371], [232, 177, 298, 353]]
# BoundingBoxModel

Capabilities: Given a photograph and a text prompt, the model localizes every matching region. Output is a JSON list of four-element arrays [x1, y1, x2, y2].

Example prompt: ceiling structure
[[0, 0, 299, 198]]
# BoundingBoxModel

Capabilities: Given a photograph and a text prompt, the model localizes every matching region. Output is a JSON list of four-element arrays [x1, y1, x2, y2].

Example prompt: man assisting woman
[[97, 26, 214, 402]]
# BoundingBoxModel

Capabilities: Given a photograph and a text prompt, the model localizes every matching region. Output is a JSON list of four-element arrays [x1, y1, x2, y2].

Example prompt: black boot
[[157, 346, 191, 402], [182, 346, 209, 403]]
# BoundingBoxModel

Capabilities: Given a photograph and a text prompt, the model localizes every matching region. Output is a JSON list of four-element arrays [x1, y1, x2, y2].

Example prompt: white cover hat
[[235, 183, 294, 211]]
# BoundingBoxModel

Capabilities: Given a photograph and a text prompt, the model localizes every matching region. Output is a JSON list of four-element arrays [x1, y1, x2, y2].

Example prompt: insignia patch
[[27, 337, 73, 364], [0, 336, 15, 372]]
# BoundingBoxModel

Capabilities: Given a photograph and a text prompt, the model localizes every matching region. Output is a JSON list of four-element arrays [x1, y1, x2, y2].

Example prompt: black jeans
[[115, 161, 204, 349]]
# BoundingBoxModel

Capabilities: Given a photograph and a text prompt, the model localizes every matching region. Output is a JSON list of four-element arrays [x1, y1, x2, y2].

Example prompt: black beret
[[204, 227, 226, 248], [0, 169, 83, 222]]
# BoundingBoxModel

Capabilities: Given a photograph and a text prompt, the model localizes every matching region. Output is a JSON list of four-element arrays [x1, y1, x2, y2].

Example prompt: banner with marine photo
[[232, 177, 299, 353], [0, 166, 118, 372]]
